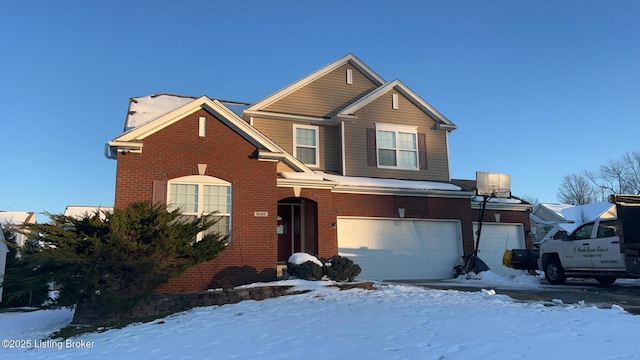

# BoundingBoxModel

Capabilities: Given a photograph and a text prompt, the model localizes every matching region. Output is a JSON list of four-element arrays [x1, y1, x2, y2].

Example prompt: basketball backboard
[[476, 171, 511, 198]]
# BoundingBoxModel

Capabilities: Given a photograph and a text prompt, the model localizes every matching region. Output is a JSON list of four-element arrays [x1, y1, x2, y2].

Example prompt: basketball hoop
[[491, 188, 511, 199]]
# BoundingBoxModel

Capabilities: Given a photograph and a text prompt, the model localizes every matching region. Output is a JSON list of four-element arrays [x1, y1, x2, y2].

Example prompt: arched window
[[167, 175, 232, 239]]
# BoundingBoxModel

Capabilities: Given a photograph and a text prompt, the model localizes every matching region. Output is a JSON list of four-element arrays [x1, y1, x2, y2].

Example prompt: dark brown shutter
[[152, 180, 168, 205], [418, 133, 427, 170], [367, 128, 377, 166]]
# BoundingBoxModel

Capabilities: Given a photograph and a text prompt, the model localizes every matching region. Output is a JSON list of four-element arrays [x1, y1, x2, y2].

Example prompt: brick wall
[[115, 109, 280, 292]]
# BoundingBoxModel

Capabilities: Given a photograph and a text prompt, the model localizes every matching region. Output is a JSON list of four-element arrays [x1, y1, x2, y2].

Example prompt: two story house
[[106, 54, 532, 292]]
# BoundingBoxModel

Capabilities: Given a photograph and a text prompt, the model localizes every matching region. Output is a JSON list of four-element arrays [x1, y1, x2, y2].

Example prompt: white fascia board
[[246, 54, 385, 111], [331, 186, 475, 198], [277, 178, 338, 190], [114, 96, 208, 142], [471, 201, 533, 212], [243, 110, 332, 125]]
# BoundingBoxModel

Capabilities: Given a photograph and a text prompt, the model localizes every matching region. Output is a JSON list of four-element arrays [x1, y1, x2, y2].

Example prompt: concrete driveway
[[402, 278, 640, 315]]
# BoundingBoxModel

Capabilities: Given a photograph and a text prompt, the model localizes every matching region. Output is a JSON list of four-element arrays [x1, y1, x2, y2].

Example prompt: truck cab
[[539, 217, 625, 284]]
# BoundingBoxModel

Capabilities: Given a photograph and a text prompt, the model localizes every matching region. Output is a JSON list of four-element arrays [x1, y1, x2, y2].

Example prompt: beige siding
[[253, 117, 339, 172], [264, 63, 378, 118], [343, 91, 450, 181]]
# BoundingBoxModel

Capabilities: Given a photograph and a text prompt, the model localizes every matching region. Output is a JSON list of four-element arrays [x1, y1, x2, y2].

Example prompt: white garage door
[[473, 223, 525, 276], [337, 217, 462, 280]]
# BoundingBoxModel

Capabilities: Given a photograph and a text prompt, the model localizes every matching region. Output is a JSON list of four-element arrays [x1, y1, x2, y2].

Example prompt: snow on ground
[[2, 273, 640, 359]]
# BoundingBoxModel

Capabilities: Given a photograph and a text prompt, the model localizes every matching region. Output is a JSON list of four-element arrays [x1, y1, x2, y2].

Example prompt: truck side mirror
[[560, 230, 569, 241]]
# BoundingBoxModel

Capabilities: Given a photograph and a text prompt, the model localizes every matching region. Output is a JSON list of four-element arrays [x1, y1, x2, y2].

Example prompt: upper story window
[[167, 175, 232, 239], [293, 124, 319, 167], [375, 123, 418, 170]]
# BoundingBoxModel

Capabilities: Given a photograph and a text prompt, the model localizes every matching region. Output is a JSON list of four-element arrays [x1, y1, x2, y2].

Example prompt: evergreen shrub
[[286, 260, 323, 281], [321, 255, 362, 282]]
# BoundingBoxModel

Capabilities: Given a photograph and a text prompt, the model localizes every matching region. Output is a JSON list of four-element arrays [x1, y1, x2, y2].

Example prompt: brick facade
[[113, 110, 532, 293]]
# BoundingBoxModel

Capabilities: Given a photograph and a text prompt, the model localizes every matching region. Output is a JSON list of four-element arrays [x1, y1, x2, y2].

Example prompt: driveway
[[402, 278, 640, 315]]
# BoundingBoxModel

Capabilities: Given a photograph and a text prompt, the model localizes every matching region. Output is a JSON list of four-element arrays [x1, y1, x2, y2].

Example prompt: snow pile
[[2, 274, 640, 359], [287, 252, 322, 266], [451, 270, 544, 288]]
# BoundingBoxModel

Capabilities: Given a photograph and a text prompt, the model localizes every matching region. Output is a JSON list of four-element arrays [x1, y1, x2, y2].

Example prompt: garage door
[[473, 223, 525, 276], [337, 217, 462, 280]]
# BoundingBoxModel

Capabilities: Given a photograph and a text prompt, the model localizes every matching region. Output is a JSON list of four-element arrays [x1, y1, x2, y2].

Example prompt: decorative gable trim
[[245, 53, 385, 112], [107, 96, 314, 174], [337, 80, 458, 131]]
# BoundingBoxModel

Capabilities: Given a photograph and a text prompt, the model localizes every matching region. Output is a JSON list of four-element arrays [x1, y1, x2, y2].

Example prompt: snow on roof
[[541, 203, 575, 218], [0, 211, 37, 225], [562, 201, 615, 221], [64, 206, 113, 220], [125, 94, 196, 131], [313, 171, 461, 191], [123, 94, 251, 133], [472, 196, 524, 204], [537, 201, 616, 234]]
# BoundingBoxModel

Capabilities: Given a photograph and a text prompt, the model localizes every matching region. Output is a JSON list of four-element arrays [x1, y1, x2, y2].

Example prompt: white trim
[[293, 124, 320, 168], [338, 80, 457, 130], [445, 130, 451, 181], [375, 122, 417, 132], [375, 123, 419, 170], [341, 121, 346, 176], [167, 175, 233, 238], [107, 96, 315, 174], [243, 109, 331, 124]]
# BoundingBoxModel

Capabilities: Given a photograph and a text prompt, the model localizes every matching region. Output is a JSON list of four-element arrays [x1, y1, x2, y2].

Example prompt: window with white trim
[[376, 123, 419, 170], [167, 175, 232, 240], [293, 124, 319, 167]]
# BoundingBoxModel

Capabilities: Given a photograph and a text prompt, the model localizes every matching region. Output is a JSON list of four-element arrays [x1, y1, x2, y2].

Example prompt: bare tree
[[584, 152, 640, 196], [557, 173, 601, 205], [520, 194, 539, 206], [622, 151, 640, 194]]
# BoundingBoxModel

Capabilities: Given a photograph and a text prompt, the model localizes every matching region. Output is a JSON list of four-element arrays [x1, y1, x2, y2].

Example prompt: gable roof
[[0, 211, 37, 226], [106, 95, 314, 173], [336, 79, 457, 130], [245, 53, 386, 112], [532, 201, 616, 237]]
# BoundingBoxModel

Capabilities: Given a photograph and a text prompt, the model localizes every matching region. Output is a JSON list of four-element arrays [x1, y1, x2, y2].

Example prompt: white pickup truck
[[539, 217, 626, 285], [505, 195, 640, 285]]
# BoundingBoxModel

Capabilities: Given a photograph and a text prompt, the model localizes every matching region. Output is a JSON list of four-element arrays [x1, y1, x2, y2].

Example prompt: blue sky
[[1, 0, 639, 215]]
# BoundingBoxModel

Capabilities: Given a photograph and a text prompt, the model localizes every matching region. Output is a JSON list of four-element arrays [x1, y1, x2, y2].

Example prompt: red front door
[[277, 204, 301, 262]]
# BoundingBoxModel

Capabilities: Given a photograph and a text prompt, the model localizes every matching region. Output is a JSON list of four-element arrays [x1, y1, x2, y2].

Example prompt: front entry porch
[[277, 197, 318, 264]]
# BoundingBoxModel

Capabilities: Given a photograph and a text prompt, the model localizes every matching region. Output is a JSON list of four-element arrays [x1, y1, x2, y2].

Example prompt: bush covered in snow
[[286, 253, 361, 282], [321, 255, 362, 282], [286, 253, 323, 280]]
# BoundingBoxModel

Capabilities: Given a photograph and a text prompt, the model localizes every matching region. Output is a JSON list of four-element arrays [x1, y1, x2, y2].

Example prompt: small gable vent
[[199, 117, 206, 137], [346, 69, 353, 85], [392, 94, 399, 109]]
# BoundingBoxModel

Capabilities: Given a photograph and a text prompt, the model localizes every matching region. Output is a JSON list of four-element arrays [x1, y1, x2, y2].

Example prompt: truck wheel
[[595, 277, 617, 285], [543, 258, 566, 285]]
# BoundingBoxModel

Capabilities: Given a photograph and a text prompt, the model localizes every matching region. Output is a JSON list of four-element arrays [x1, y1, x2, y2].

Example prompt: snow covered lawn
[[2, 273, 640, 359]]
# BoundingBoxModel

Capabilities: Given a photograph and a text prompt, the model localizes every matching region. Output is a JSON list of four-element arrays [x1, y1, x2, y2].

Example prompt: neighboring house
[[64, 205, 113, 220], [105, 53, 532, 291], [0, 224, 8, 302], [0, 211, 37, 247], [530, 201, 616, 243]]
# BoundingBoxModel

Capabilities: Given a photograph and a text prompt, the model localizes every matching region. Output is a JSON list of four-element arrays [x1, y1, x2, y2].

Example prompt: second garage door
[[473, 223, 525, 276], [337, 217, 462, 281]]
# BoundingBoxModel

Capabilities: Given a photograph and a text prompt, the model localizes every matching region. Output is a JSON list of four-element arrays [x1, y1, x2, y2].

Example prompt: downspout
[[341, 121, 346, 176], [445, 130, 451, 181]]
